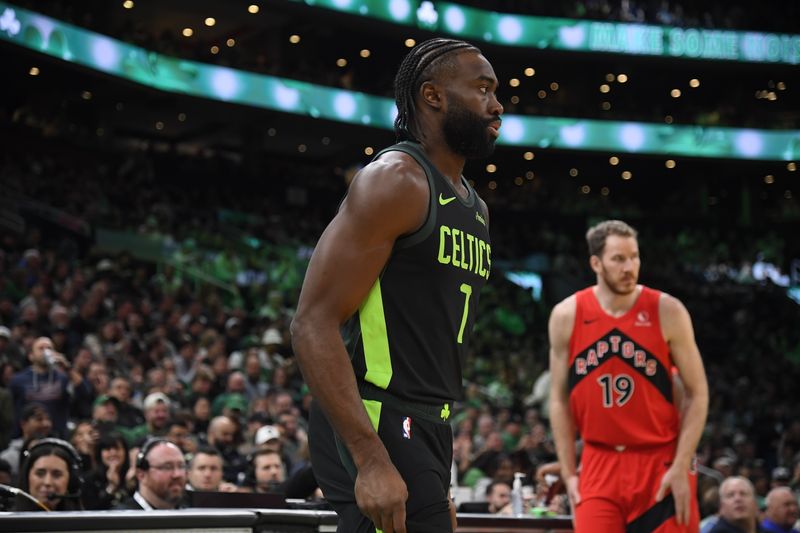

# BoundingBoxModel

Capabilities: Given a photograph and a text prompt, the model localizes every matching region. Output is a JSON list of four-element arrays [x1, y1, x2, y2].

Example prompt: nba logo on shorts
[[402, 417, 412, 439]]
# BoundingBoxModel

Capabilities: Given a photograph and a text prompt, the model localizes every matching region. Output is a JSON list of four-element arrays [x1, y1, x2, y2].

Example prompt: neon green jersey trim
[[359, 279, 392, 389], [362, 399, 382, 432]]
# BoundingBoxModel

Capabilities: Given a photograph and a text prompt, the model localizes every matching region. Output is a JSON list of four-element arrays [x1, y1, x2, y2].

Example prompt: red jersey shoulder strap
[[574, 287, 600, 317]]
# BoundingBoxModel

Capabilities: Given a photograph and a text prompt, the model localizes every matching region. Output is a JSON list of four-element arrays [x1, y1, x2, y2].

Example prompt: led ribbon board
[[289, 0, 800, 65], [1, 3, 798, 161]]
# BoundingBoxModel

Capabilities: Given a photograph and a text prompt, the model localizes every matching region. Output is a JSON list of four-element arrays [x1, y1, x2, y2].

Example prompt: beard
[[601, 268, 638, 296], [163, 482, 185, 504], [442, 95, 497, 159]]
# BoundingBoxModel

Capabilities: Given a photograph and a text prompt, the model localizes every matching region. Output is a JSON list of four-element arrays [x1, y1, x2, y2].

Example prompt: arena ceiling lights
[[288, 0, 800, 65], [2, 2, 799, 162]]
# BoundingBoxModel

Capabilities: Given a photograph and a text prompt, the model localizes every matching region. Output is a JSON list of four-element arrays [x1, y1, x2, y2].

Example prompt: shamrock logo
[[0, 8, 21, 36]]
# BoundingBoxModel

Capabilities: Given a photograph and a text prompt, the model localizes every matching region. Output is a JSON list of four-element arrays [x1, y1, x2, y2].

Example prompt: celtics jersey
[[343, 141, 491, 404]]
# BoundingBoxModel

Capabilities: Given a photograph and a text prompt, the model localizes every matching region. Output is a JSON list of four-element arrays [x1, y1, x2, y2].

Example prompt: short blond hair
[[586, 220, 638, 257]]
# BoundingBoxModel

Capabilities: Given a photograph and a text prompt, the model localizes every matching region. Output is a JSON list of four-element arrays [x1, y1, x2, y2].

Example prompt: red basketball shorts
[[573, 441, 699, 533]]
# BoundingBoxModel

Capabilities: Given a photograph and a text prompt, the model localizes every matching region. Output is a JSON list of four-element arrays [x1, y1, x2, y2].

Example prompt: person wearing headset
[[14, 438, 85, 511], [241, 449, 286, 494], [115, 438, 186, 510]]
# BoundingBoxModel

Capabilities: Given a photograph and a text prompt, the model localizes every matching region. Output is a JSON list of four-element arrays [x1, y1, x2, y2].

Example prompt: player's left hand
[[655, 465, 690, 525]]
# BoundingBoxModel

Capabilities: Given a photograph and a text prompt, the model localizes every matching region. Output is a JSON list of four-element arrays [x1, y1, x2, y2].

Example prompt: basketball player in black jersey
[[291, 38, 502, 533]]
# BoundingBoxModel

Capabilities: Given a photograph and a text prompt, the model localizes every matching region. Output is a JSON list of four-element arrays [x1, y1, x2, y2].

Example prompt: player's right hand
[[565, 474, 581, 510], [354, 457, 408, 533]]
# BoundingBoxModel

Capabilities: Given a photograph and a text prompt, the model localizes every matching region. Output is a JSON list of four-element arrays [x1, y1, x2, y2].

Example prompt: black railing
[[0, 509, 575, 532]]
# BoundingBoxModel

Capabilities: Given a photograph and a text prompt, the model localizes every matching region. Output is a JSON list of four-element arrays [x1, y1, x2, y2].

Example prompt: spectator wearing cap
[[9, 336, 80, 438], [254, 424, 294, 477], [255, 425, 282, 451], [761, 487, 800, 533], [206, 415, 246, 483], [109, 376, 144, 428], [221, 393, 248, 421], [0, 402, 52, 477], [261, 327, 285, 369], [92, 394, 120, 432], [120, 392, 172, 445]]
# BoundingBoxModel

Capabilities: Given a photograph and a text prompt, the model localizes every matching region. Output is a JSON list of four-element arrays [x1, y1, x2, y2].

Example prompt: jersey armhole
[[372, 143, 437, 250], [567, 292, 585, 358]]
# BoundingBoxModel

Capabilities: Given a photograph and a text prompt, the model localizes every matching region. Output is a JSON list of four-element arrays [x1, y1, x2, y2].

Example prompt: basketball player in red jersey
[[549, 220, 709, 532]]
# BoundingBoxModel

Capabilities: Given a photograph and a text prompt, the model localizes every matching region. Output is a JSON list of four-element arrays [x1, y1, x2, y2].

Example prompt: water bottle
[[44, 348, 56, 367], [511, 472, 524, 516]]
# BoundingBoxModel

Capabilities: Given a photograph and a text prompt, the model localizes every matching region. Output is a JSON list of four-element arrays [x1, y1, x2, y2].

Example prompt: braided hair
[[393, 38, 480, 142]]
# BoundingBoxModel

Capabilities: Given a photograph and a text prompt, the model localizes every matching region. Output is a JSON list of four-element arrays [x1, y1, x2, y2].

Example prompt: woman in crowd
[[70, 420, 97, 475], [14, 438, 85, 511], [82, 431, 131, 510]]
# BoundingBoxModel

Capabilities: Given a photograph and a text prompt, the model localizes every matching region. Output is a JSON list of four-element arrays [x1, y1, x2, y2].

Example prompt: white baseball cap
[[143, 392, 171, 410], [255, 424, 281, 445]]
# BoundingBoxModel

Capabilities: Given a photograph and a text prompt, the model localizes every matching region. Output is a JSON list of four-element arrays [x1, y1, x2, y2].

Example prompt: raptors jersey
[[568, 286, 679, 446]]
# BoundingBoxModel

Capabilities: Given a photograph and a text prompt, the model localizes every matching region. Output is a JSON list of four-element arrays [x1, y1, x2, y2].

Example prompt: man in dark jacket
[[709, 476, 765, 533], [9, 337, 89, 438], [116, 439, 186, 510]]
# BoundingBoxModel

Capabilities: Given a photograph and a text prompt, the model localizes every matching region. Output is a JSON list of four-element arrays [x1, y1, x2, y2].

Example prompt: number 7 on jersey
[[457, 283, 473, 344]]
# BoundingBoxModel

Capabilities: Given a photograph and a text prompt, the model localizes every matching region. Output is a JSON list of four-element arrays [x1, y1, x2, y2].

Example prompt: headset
[[243, 449, 286, 491], [135, 437, 170, 470], [22, 438, 84, 499]]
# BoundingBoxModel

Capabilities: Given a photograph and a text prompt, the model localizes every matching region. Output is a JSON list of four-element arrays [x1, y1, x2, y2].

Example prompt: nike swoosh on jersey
[[438, 194, 456, 205]]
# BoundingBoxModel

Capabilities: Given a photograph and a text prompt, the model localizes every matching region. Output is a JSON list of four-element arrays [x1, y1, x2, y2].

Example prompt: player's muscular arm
[[548, 296, 581, 506], [291, 152, 429, 533], [655, 293, 709, 524]]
